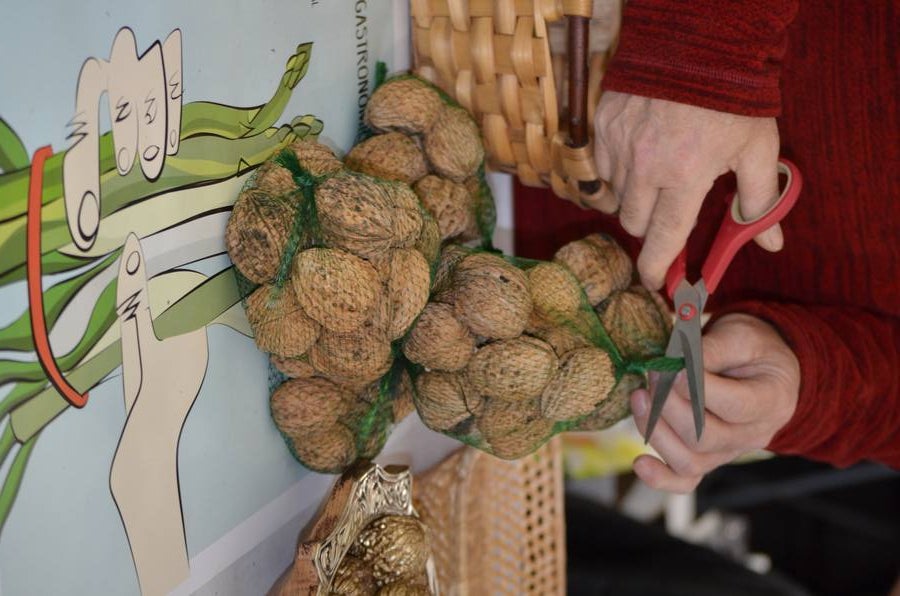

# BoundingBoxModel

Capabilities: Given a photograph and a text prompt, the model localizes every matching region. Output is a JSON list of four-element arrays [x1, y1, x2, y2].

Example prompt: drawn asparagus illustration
[[0, 38, 323, 533]]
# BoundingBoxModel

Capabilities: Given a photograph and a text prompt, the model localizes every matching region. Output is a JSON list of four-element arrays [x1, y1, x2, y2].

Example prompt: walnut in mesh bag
[[526, 262, 586, 326], [253, 160, 297, 196], [451, 252, 533, 340], [541, 347, 616, 421], [412, 175, 478, 242], [269, 354, 315, 379], [553, 233, 633, 306], [385, 248, 431, 341], [574, 373, 644, 432], [292, 247, 380, 333], [383, 182, 425, 249], [403, 303, 475, 372], [414, 371, 483, 432], [476, 398, 554, 460], [597, 285, 671, 360], [315, 173, 400, 259], [309, 325, 393, 386], [414, 212, 441, 267], [465, 337, 558, 402], [528, 323, 592, 358], [345, 132, 429, 185], [270, 377, 352, 434], [245, 284, 320, 358], [225, 189, 294, 285], [290, 139, 344, 176], [366, 76, 445, 135], [291, 424, 358, 472], [423, 105, 484, 182]]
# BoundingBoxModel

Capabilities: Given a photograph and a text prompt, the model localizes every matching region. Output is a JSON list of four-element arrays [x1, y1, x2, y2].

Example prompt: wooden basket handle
[[567, 15, 590, 148], [566, 14, 604, 197]]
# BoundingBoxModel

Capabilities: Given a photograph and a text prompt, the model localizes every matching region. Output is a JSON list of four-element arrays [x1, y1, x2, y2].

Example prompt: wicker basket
[[411, 0, 621, 208], [414, 438, 566, 595]]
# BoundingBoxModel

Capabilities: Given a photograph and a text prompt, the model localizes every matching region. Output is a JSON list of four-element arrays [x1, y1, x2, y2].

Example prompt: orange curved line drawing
[[27, 145, 89, 408]]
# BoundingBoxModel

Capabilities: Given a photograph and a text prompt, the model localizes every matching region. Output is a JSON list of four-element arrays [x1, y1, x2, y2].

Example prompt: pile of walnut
[[346, 75, 486, 245], [403, 235, 672, 459], [331, 515, 432, 596], [226, 141, 431, 472]]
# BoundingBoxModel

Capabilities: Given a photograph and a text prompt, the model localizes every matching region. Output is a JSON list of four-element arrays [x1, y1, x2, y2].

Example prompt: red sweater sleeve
[[602, 0, 799, 116], [715, 302, 900, 469]]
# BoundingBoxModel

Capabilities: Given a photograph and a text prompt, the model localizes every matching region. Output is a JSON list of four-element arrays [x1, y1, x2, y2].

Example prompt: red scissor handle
[[666, 158, 803, 298]]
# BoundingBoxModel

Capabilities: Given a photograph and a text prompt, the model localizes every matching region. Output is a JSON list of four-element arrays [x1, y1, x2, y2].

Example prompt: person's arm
[[593, 0, 799, 289], [603, 0, 799, 117], [734, 302, 900, 468]]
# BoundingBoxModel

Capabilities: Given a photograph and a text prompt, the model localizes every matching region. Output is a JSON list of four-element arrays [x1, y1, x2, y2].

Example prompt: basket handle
[[566, 14, 604, 198], [566, 15, 590, 148]]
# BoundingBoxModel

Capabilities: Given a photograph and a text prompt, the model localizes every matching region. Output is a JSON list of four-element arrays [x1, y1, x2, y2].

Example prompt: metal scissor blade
[[644, 370, 677, 443], [678, 328, 705, 440]]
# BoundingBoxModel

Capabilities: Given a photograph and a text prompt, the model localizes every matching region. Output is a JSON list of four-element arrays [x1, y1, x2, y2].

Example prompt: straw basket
[[414, 438, 566, 595], [411, 0, 622, 208]]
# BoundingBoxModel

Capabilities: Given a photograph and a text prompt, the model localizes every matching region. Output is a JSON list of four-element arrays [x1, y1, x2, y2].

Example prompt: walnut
[[225, 189, 294, 284]]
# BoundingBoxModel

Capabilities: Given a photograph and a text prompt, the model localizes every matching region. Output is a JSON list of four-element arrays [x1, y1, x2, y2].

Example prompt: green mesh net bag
[[345, 73, 496, 251], [225, 140, 437, 473], [403, 236, 680, 460]]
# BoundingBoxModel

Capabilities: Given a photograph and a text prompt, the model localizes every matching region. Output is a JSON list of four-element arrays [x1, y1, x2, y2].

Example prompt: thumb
[[735, 136, 783, 252]]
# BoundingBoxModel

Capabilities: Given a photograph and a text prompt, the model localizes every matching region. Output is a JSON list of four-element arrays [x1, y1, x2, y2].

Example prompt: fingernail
[[631, 389, 649, 416]]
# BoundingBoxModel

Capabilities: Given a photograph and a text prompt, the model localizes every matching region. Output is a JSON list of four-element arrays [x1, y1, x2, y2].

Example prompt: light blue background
[[0, 1, 395, 593]]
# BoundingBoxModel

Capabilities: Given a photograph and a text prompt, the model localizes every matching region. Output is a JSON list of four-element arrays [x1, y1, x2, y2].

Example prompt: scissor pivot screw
[[678, 304, 697, 321]]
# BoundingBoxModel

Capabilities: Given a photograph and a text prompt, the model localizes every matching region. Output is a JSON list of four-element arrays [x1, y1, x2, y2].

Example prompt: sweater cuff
[[602, 0, 798, 117]]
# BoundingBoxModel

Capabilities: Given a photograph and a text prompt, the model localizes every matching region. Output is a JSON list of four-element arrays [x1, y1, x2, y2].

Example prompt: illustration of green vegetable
[[0, 42, 322, 532]]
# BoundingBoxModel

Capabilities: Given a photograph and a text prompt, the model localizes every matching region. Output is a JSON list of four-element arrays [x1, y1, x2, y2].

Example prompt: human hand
[[593, 91, 783, 289], [629, 313, 800, 493]]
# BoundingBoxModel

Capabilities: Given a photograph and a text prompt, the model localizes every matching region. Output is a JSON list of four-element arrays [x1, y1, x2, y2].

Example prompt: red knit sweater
[[514, 1, 900, 468]]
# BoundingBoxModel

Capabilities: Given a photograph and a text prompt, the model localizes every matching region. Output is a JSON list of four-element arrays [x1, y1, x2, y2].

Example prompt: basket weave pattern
[[414, 438, 566, 595], [411, 0, 619, 208]]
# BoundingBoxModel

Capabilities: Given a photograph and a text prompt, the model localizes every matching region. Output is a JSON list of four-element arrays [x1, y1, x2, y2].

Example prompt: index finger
[[636, 184, 710, 289]]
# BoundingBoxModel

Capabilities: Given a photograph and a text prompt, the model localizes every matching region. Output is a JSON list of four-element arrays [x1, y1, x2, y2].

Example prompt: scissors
[[644, 158, 803, 443]]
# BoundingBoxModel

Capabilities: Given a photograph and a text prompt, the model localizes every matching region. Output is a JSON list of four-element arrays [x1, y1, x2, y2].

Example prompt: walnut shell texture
[[598, 286, 670, 360], [541, 347, 616, 421], [424, 106, 484, 182], [413, 175, 477, 242], [270, 377, 352, 436], [386, 248, 431, 340], [245, 284, 320, 358], [553, 234, 633, 306], [452, 253, 532, 340], [414, 371, 478, 432], [289, 423, 358, 472], [292, 248, 380, 333], [332, 555, 377, 595], [225, 189, 294, 284], [366, 77, 445, 135], [354, 515, 430, 584], [290, 140, 344, 176], [253, 160, 297, 197], [403, 303, 475, 372], [527, 261, 586, 324], [270, 355, 316, 379], [309, 326, 393, 385], [316, 173, 397, 259], [346, 132, 429, 185], [466, 338, 558, 402]]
